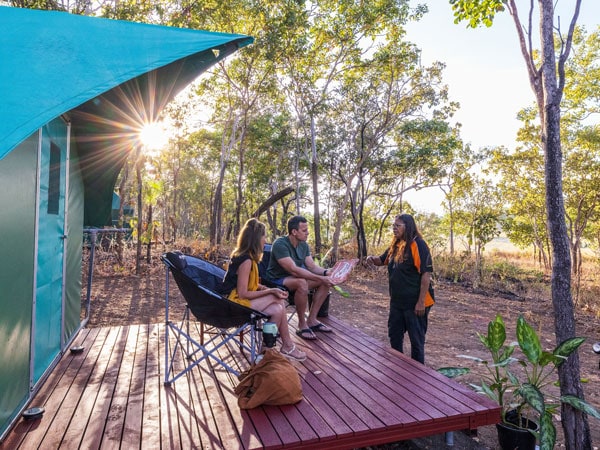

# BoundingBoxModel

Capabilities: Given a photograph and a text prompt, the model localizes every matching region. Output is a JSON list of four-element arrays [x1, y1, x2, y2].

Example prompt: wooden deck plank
[[185, 350, 228, 448], [159, 325, 184, 450], [0, 327, 99, 450], [99, 325, 138, 449], [40, 327, 111, 449], [119, 323, 148, 448], [324, 315, 497, 415], [301, 335, 432, 425], [67, 326, 126, 448], [292, 321, 437, 425], [210, 345, 271, 450], [140, 324, 162, 445], [1, 314, 500, 450], [80, 326, 131, 449], [167, 330, 204, 449]]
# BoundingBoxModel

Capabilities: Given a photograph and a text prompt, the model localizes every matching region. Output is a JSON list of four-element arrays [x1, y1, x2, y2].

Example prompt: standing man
[[266, 215, 334, 340]]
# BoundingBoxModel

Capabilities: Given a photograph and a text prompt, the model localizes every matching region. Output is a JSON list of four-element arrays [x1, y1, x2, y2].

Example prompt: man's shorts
[[269, 277, 287, 287]]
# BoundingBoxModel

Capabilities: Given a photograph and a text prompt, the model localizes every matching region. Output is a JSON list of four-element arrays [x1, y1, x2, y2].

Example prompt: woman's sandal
[[280, 345, 307, 362]]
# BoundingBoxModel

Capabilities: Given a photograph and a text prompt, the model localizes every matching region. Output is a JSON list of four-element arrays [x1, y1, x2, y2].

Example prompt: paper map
[[328, 258, 359, 285]]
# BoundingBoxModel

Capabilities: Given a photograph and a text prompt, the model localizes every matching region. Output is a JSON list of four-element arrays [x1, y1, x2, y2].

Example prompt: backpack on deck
[[234, 348, 303, 409]]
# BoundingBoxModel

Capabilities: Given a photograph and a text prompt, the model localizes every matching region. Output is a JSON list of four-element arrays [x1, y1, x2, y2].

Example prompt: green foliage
[[437, 367, 470, 378], [446, 314, 600, 450], [435, 254, 470, 283], [484, 260, 521, 281], [449, 0, 506, 28], [333, 285, 350, 298]]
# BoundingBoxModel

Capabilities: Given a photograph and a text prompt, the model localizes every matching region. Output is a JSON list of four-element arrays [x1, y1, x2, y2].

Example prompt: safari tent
[[0, 6, 252, 440]]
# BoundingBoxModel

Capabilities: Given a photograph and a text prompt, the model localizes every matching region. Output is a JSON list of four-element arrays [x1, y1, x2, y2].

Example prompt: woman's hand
[[414, 299, 426, 316], [365, 255, 378, 267], [271, 288, 288, 299]]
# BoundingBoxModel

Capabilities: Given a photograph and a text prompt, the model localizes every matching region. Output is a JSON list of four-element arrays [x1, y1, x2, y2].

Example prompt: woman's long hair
[[386, 213, 423, 264], [231, 218, 265, 263]]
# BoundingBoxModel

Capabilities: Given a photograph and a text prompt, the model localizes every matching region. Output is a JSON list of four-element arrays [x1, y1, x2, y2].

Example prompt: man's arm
[[303, 255, 330, 276], [276, 255, 329, 282]]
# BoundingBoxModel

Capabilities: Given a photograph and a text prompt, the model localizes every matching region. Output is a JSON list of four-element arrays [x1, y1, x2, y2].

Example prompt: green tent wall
[[0, 6, 252, 440]]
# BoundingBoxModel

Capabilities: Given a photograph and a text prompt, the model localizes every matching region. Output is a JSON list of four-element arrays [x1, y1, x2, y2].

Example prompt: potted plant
[[439, 314, 600, 450]]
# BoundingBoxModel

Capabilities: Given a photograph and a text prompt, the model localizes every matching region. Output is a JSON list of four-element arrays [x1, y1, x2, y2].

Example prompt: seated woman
[[222, 218, 306, 361]]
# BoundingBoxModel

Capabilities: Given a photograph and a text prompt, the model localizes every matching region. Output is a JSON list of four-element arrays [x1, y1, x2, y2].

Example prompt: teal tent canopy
[[0, 7, 252, 225]]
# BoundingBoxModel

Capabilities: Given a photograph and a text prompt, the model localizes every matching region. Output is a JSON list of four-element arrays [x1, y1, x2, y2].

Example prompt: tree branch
[[557, 0, 582, 98], [252, 186, 295, 218]]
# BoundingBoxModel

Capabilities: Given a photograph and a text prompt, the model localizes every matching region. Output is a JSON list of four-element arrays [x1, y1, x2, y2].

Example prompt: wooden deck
[[1, 315, 500, 449]]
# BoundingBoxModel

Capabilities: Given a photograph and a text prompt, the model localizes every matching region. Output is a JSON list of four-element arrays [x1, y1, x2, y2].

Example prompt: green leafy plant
[[438, 314, 600, 450]]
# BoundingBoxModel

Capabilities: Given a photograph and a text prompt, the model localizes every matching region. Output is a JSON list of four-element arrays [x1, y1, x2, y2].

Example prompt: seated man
[[266, 215, 334, 340]]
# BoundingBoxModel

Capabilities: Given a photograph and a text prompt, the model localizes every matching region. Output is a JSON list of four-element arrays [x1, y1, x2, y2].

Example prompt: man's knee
[[315, 284, 329, 296], [286, 278, 309, 295]]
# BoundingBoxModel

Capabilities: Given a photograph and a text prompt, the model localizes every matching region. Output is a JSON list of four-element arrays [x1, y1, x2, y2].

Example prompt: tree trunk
[[448, 201, 455, 256], [116, 164, 128, 264], [234, 123, 249, 239], [329, 191, 349, 265], [171, 152, 180, 243], [146, 204, 152, 263], [135, 147, 143, 275], [211, 173, 224, 246], [538, 1, 591, 447], [310, 115, 322, 255]]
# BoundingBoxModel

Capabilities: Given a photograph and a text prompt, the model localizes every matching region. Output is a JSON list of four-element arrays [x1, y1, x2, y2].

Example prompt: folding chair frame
[[162, 254, 269, 386]]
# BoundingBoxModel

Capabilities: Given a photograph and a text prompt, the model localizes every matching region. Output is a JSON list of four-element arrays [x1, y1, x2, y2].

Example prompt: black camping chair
[[161, 251, 270, 385], [259, 243, 330, 318]]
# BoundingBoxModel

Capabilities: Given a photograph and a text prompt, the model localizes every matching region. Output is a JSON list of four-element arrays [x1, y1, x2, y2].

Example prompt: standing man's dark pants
[[388, 305, 431, 364]]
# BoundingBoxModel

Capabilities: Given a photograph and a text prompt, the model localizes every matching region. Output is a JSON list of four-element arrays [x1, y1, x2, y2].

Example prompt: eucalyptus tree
[[277, 0, 426, 255], [10, 0, 110, 14], [488, 121, 550, 269], [329, 37, 454, 259], [391, 118, 461, 249], [242, 110, 299, 232], [451, 174, 502, 287], [450, 1, 590, 447], [561, 27, 600, 280], [177, 0, 301, 244], [490, 27, 600, 277], [365, 118, 459, 248]]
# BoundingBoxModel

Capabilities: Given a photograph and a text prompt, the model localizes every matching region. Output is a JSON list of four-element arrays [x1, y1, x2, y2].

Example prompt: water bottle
[[262, 322, 278, 348]]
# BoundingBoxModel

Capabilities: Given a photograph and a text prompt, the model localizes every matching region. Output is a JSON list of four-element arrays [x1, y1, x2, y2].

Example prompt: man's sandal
[[309, 323, 332, 333], [296, 328, 317, 340], [280, 345, 307, 361]]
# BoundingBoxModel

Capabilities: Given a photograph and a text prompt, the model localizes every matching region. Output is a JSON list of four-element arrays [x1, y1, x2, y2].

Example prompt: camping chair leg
[[186, 307, 191, 357], [164, 312, 243, 384], [287, 303, 296, 323], [164, 265, 172, 386]]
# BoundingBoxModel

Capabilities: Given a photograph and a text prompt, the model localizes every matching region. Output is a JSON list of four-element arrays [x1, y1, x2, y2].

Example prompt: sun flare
[[139, 121, 168, 154]]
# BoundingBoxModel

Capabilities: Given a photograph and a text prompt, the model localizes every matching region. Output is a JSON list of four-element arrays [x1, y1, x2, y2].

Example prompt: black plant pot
[[496, 410, 538, 450]]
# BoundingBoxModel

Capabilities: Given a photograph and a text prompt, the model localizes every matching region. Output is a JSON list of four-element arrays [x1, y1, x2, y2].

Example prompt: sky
[[402, 1, 600, 215]]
